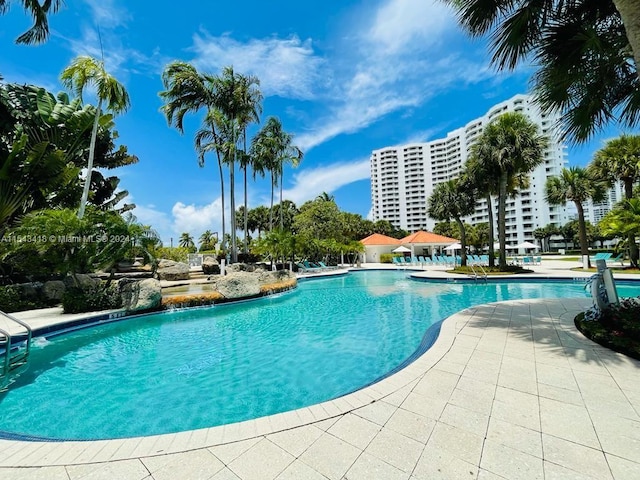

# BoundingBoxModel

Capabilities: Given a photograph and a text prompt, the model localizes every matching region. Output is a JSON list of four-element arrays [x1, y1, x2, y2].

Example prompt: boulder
[[63, 274, 99, 289], [42, 280, 66, 302], [119, 278, 162, 312], [202, 257, 220, 275], [257, 269, 296, 285], [214, 271, 261, 299], [14, 282, 43, 300], [157, 259, 190, 281]]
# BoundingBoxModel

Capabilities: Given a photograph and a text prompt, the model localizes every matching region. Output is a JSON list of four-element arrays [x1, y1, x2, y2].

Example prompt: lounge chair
[[317, 261, 336, 270], [606, 253, 624, 266]]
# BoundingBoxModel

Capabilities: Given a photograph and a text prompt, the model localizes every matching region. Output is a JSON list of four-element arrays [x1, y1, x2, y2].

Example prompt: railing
[[0, 310, 32, 391], [469, 263, 488, 281]]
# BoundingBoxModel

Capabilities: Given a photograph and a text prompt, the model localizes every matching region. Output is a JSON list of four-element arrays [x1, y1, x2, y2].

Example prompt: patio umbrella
[[516, 241, 539, 250], [392, 245, 411, 253], [444, 242, 461, 251]]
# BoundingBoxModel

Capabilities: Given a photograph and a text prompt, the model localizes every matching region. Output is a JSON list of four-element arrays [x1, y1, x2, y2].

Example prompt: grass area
[[575, 299, 640, 360], [558, 256, 580, 262], [451, 265, 533, 275]]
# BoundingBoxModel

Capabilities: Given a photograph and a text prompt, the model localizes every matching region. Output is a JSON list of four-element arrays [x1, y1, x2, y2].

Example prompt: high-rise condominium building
[[370, 94, 569, 245]]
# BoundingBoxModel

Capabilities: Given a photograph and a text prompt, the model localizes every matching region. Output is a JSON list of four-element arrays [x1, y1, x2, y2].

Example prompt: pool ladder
[[0, 310, 32, 392], [469, 264, 488, 282]]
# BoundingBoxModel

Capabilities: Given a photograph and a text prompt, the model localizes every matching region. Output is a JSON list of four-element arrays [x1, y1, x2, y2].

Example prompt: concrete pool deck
[[1, 260, 639, 479]]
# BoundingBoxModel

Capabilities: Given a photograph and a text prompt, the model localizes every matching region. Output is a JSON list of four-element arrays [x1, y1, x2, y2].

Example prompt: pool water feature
[[0, 271, 638, 440]]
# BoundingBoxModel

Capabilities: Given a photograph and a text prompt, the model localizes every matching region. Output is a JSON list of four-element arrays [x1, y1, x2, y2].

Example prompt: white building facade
[[370, 94, 569, 246]]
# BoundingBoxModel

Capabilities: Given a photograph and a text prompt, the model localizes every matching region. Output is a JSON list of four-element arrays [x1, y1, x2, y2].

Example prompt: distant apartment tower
[[370, 94, 569, 245]]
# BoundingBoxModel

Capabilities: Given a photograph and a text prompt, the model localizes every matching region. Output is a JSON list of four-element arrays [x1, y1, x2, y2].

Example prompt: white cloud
[[282, 159, 371, 205], [367, 0, 454, 55], [171, 198, 224, 240], [292, 0, 493, 152], [82, 0, 131, 28], [191, 33, 325, 99]]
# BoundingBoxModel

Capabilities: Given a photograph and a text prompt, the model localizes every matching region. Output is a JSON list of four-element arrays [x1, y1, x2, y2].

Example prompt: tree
[[427, 179, 476, 266], [560, 221, 578, 250], [316, 192, 335, 202], [248, 205, 269, 239], [250, 117, 303, 230], [590, 134, 640, 266], [600, 199, 640, 256], [0, 82, 137, 228], [61, 56, 130, 219], [444, 0, 639, 143], [178, 232, 195, 251], [469, 112, 547, 268], [433, 222, 458, 239], [293, 198, 342, 242], [235, 73, 262, 255], [160, 61, 227, 254], [1, 0, 63, 44], [533, 224, 560, 253], [199, 230, 217, 252], [545, 167, 606, 266]]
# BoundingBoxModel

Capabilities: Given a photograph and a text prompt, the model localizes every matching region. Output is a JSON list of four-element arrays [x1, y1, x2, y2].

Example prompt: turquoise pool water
[[1, 271, 638, 440]]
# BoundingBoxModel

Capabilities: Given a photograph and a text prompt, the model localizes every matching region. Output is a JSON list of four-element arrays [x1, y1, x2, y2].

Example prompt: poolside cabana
[[360, 230, 459, 263], [360, 233, 401, 263], [400, 230, 459, 258]]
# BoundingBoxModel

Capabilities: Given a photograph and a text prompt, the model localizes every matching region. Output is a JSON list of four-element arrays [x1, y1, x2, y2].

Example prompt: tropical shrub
[[0, 285, 48, 312], [61, 284, 122, 314], [576, 298, 640, 359], [379, 253, 396, 263]]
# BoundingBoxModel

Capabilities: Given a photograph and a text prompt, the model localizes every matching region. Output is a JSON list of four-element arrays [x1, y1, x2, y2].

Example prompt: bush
[[0, 285, 48, 313], [576, 298, 640, 359], [152, 247, 191, 263], [380, 253, 398, 264], [61, 284, 122, 314]]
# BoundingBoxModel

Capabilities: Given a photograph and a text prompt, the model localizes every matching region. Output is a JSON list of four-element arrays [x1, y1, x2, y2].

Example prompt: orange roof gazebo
[[400, 230, 458, 245], [360, 233, 401, 246]]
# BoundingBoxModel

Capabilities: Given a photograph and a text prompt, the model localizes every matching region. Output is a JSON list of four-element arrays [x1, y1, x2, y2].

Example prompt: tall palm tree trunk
[[613, 0, 640, 82], [78, 98, 102, 219], [269, 172, 275, 231], [279, 172, 284, 230], [455, 218, 467, 267], [575, 201, 591, 268], [486, 193, 495, 268], [623, 179, 639, 266], [230, 161, 236, 263], [217, 156, 226, 254], [243, 129, 249, 256], [498, 173, 508, 269]]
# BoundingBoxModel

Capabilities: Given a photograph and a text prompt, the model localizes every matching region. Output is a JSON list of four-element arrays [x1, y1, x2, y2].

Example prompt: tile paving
[[1, 260, 639, 479]]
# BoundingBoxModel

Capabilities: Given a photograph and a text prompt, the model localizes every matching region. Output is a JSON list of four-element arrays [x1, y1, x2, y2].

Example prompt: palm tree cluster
[[428, 112, 547, 270], [545, 134, 640, 267], [159, 62, 301, 264]]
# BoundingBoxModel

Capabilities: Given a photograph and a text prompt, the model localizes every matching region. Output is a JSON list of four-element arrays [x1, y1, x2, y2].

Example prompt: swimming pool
[[1, 271, 638, 440]]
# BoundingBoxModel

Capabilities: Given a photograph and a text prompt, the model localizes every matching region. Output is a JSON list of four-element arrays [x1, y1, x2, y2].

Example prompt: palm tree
[[199, 230, 217, 251], [178, 232, 195, 250], [471, 112, 547, 268], [60, 56, 130, 219], [235, 73, 262, 255], [316, 192, 335, 202], [1, 0, 63, 44], [159, 61, 228, 254], [600, 198, 640, 250], [545, 167, 607, 267], [444, 1, 639, 143], [427, 179, 476, 267], [250, 117, 303, 231], [590, 134, 640, 266], [463, 155, 498, 267]]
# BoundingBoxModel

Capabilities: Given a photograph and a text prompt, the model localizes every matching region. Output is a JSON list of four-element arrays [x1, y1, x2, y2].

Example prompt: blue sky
[[1, 0, 626, 244]]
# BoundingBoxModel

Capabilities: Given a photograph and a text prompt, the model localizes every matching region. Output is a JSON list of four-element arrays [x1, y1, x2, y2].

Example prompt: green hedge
[[0, 285, 49, 313], [62, 284, 122, 314], [380, 253, 399, 264]]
